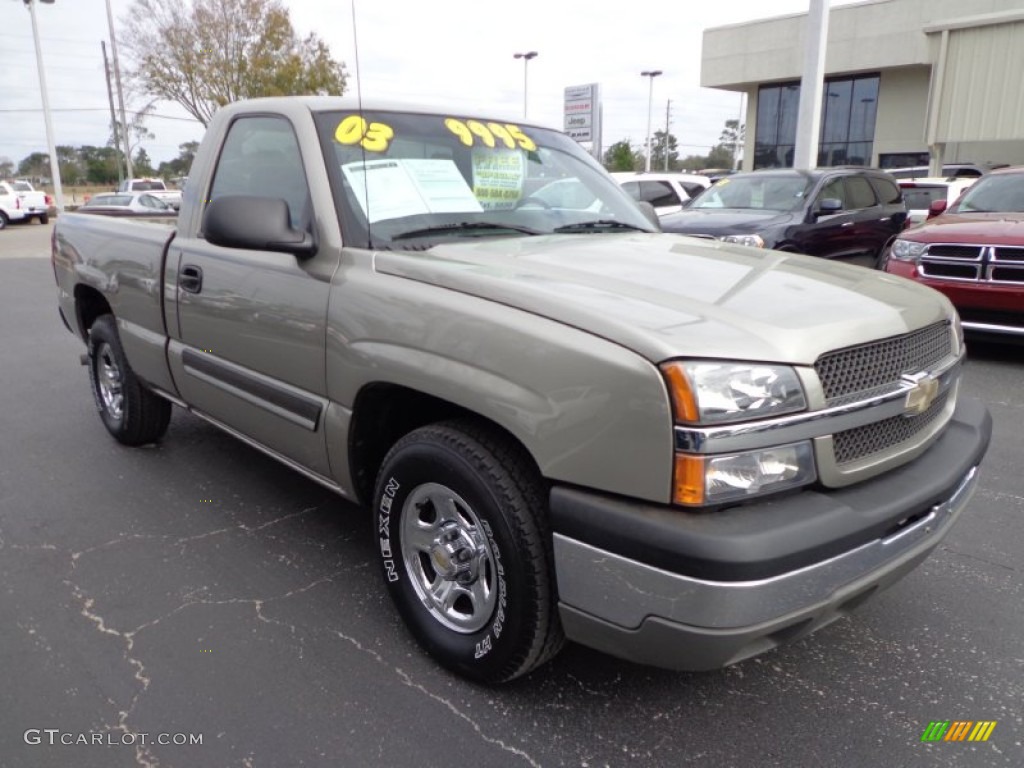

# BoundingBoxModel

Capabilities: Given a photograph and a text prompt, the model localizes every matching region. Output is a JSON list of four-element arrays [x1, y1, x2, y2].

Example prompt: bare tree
[[122, 0, 347, 127]]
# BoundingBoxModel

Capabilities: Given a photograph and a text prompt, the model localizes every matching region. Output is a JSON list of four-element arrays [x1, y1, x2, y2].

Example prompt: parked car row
[[80, 192, 177, 215]]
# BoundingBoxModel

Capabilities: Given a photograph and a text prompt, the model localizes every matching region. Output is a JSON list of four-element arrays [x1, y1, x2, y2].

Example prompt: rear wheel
[[0, 212, 8, 230], [39, 213, 49, 225], [374, 421, 564, 683], [88, 315, 171, 445]]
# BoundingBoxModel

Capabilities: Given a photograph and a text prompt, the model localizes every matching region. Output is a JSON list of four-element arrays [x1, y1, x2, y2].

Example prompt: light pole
[[513, 51, 538, 119], [21, 0, 64, 213], [641, 70, 662, 172], [105, 0, 133, 180]]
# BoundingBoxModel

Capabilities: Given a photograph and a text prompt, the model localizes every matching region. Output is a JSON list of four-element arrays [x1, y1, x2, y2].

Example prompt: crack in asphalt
[[10, 504, 540, 767], [943, 548, 1018, 573], [324, 627, 542, 767]]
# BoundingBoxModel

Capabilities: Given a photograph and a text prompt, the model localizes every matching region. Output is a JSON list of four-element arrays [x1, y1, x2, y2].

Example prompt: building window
[[754, 75, 880, 169]]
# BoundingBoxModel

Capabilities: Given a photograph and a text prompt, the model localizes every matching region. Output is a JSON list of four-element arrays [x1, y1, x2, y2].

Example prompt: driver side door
[[166, 114, 339, 478]]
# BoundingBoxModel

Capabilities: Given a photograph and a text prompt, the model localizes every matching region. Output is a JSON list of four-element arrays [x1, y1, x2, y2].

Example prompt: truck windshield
[[315, 109, 655, 249]]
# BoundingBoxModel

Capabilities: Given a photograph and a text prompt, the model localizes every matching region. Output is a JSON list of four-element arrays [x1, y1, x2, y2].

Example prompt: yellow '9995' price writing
[[335, 115, 395, 152], [444, 119, 537, 152]]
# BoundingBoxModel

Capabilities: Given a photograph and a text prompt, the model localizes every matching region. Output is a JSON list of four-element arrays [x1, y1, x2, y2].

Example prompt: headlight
[[889, 238, 927, 262], [719, 234, 765, 248], [674, 442, 816, 505], [661, 361, 807, 425]]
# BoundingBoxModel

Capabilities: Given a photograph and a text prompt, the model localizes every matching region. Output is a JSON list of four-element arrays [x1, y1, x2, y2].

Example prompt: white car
[[611, 172, 711, 215], [118, 178, 182, 210], [898, 177, 977, 225], [0, 181, 29, 229], [81, 192, 176, 215]]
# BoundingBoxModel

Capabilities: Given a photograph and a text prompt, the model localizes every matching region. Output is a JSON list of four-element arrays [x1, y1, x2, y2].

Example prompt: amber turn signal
[[673, 454, 705, 506], [660, 362, 699, 423]]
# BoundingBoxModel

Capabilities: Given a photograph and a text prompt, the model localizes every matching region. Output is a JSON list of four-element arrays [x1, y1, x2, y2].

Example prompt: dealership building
[[702, 0, 1024, 171]]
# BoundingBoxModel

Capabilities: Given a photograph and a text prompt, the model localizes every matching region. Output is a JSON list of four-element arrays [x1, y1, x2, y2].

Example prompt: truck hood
[[373, 233, 950, 365], [903, 212, 1024, 243], [659, 209, 792, 236]]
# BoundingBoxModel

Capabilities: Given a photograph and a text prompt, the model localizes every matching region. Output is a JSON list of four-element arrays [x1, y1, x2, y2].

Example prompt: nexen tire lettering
[[473, 520, 506, 658], [379, 477, 400, 582]]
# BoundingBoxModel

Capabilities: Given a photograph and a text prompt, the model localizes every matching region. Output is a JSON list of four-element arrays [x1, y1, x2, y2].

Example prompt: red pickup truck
[[883, 166, 1024, 338]]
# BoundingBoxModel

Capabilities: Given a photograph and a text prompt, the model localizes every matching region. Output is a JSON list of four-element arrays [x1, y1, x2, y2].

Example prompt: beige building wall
[[872, 67, 930, 166], [705, 0, 1024, 171]]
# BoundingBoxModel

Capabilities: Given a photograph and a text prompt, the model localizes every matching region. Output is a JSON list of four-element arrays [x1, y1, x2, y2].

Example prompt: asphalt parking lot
[[1, 221, 1021, 767]]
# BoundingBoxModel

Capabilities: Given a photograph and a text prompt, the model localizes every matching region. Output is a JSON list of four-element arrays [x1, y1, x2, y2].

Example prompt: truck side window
[[208, 116, 311, 230]]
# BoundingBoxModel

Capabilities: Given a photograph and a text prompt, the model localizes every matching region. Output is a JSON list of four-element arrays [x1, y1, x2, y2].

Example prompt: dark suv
[[659, 168, 907, 262]]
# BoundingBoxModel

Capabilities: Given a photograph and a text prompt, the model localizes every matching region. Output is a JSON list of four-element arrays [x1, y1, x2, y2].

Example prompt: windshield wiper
[[390, 221, 542, 241], [552, 220, 651, 233]]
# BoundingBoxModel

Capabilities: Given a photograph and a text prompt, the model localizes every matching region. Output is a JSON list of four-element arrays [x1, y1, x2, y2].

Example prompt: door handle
[[180, 265, 203, 294]]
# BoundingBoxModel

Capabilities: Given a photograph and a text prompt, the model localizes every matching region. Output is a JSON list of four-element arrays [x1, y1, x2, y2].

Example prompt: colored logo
[[920, 721, 997, 742]]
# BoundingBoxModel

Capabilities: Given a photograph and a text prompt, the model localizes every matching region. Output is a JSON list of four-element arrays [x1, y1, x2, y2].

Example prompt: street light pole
[[640, 70, 662, 173], [22, 0, 64, 213], [513, 52, 538, 119]]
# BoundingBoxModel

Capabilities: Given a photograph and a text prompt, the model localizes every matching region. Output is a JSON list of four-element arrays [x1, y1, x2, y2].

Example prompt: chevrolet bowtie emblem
[[903, 373, 940, 416]]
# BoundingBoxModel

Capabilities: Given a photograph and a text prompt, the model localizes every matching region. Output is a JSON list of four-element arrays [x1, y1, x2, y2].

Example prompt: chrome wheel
[[95, 342, 124, 421], [400, 482, 497, 633]]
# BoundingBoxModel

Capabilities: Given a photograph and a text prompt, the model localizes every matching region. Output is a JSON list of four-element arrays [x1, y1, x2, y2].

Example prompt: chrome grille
[[815, 322, 953, 403], [833, 390, 949, 465], [921, 243, 1024, 284], [925, 244, 983, 259]]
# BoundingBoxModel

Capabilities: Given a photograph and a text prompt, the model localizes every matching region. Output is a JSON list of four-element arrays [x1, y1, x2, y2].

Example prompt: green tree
[[17, 152, 50, 181], [57, 146, 85, 185], [123, 0, 347, 127], [134, 148, 155, 177], [156, 140, 199, 178], [705, 144, 736, 170], [0, 156, 13, 179], [714, 119, 745, 170], [109, 100, 157, 172], [78, 146, 121, 186], [603, 139, 641, 172], [650, 130, 680, 172]]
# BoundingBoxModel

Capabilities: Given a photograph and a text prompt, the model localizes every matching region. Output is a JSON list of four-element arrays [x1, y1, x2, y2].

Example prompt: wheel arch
[[347, 382, 544, 507], [74, 284, 113, 342]]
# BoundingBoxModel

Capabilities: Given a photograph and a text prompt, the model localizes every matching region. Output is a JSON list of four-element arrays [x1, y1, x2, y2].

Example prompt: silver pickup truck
[[52, 97, 991, 683]]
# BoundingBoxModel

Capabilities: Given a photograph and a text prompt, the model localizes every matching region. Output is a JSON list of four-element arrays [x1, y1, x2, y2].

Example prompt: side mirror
[[636, 200, 662, 230], [816, 198, 843, 218], [203, 196, 316, 257], [927, 199, 948, 219]]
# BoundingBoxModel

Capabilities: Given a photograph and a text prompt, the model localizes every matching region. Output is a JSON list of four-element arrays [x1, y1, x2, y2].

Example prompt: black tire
[[374, 421, 564, 683], [0, 212, 8, 230], [39, 213, 49, 225], [87, 315, 171, 445]]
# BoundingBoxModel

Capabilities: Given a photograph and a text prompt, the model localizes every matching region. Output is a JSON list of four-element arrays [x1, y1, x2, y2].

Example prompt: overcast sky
[[2, 0, 853, 169]]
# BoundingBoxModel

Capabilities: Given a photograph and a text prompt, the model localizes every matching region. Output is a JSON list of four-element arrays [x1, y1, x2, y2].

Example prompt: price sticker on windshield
[[335, 115, 395, 152], [444, 119, 537, 152]]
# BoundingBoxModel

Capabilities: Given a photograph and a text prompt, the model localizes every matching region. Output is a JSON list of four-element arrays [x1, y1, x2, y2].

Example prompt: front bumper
[[551, 397, 991, 671]]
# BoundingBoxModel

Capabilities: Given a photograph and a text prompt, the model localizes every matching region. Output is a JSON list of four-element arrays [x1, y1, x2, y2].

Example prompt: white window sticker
[[341, 158, 482, 223]]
